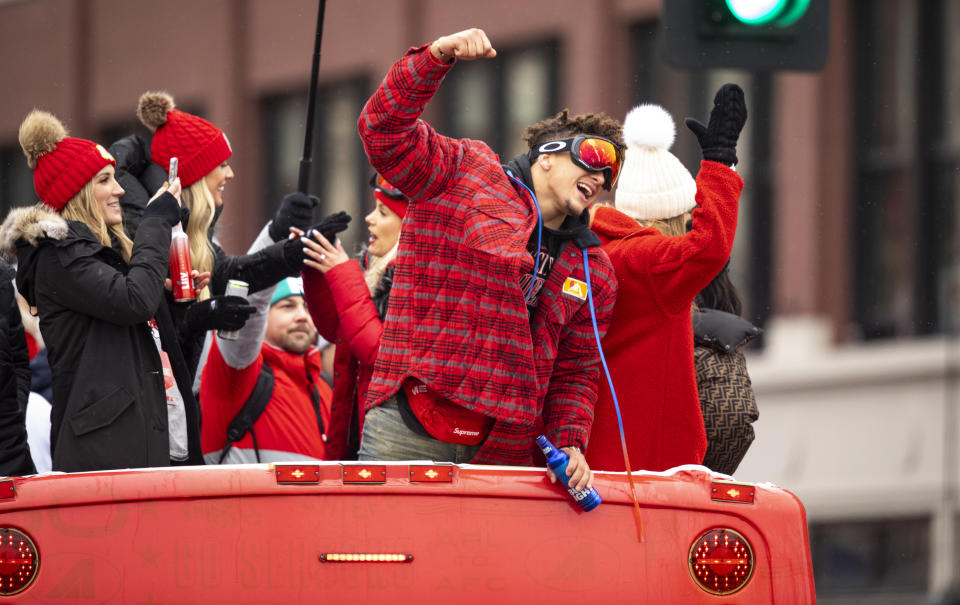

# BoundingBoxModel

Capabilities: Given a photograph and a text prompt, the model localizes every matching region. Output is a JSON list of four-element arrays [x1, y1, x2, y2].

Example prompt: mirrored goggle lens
[[575, 138, 621, 186]]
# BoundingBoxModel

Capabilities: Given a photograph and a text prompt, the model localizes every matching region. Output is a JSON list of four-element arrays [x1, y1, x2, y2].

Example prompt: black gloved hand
[[308, 211, 352, 243], [142, 192, 182, 228], [269, 192, 319, 242], [181, 295, 256, 336], [282, 237, 306, 269], [684, 83, 747, 166]]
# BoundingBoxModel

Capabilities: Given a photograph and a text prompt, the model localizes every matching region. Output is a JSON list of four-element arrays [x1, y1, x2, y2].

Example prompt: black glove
[[269, 192, 319, 242], [308, 211, 352, 243], [282, 237, 306, 268], [142, 192, 182, 228], [684, 83, 747, 166], [180, 295, 256, 336]]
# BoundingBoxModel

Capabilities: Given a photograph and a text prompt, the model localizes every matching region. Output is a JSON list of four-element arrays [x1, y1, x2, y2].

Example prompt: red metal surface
[[0, 464, 815, 603]]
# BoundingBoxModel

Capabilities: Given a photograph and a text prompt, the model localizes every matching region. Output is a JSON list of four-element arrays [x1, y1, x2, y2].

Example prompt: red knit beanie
[[373, 189, 408, 220], [137, 91, 232, 188], [18, 110, 116, 212], [370, 174, 408, 219]]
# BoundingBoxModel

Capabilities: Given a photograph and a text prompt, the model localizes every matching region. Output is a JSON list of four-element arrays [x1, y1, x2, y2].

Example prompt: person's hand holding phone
[[166, 157, 181, 205]]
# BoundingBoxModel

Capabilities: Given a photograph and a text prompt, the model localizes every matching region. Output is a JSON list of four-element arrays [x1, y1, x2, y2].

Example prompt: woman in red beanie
[[129, 91, 336, 379], [134, 91, 311, 301], [299, 174, 407, 459], [0, 110, 204, 472]]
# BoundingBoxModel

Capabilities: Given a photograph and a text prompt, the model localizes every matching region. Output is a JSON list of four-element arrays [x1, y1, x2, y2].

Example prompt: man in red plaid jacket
[[356, 28, 620, 490]]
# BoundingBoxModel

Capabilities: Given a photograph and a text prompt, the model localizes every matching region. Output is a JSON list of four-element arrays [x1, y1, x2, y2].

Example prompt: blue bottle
[[536, 435, 602, 511]]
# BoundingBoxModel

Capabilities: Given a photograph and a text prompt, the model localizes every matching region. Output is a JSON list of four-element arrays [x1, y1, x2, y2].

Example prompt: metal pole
[[297, 0, 327, 195]]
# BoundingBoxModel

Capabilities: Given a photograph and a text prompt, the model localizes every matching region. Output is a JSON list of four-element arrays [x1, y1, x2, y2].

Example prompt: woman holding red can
[[118, 91, 314, 378]]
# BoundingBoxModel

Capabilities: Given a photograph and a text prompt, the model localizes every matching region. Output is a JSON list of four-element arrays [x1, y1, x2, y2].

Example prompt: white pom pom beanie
[[614, 104, 697, 222]]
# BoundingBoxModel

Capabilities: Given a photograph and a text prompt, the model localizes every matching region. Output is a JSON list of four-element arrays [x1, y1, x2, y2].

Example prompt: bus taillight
[[0, 527, 38, 596], [689, 528, 754, 595]]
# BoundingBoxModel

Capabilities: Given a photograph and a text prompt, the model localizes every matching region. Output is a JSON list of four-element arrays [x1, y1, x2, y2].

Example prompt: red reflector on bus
[[711, 481, 755, 504], [275, 465, 320, 484], [689, 528, 754, 595], [0, 528, 38, 596], [409, 465, 453, 482], [319, 552, 413, 563], [343, 465, 386, 483], [0, 481, 14, 501]]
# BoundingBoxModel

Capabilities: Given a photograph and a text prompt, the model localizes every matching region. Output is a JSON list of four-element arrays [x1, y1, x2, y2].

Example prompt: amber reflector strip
[[409, 465, 453, 482], [275, 465, 320, 484], [710, 481, 756, 504], [689, 528, 754, 596], [319, 553, 413, 563], [0, 528, 38, 596], [343, 465, 386, 483]]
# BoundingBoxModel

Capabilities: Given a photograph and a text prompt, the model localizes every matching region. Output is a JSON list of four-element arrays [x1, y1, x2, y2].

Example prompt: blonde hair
[[180, 179, 216, 300], [641, 213, 689, 238], [59, 181, 134, 262], [364, 239, 399, 295]]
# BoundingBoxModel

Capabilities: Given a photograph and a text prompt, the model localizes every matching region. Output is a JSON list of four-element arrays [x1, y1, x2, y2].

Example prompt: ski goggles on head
[[369, 173, 408, 201], [528, 135, 623, 190]]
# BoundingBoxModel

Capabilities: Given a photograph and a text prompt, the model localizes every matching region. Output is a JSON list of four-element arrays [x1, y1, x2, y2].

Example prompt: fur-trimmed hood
[[0, 205, 69, 308], [0, 204, 68, 260]]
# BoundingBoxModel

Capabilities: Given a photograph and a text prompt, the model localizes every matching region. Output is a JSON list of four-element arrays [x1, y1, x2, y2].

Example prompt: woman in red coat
[[300, 175, 407, 459], [585, 85, 747, 472]]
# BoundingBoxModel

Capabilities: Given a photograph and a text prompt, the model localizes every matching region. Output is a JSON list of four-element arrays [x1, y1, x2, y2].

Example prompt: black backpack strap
[[217, 364, 275, 464]]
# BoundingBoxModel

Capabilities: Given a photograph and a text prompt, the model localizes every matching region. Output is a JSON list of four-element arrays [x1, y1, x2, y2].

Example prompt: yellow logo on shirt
[[562, 277, 588, 300]]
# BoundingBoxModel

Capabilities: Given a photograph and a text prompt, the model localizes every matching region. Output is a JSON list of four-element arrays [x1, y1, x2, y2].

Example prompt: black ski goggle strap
[[528, 135, 623, 190]]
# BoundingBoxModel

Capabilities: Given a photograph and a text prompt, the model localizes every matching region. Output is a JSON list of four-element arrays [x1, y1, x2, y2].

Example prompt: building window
[[810, 517, 929, 600], [436, 41, 559, 160], [632, 22, 771, 334], [261, 77, 369, 255], [853, 0, 957, 340]]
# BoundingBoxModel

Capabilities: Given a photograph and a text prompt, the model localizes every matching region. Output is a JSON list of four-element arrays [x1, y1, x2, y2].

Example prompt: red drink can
[[170, 224, 196, 302]]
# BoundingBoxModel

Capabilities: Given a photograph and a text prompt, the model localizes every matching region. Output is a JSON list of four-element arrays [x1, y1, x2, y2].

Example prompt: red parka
[[585, 161, 743, 472], [302, 260, 383, 460]]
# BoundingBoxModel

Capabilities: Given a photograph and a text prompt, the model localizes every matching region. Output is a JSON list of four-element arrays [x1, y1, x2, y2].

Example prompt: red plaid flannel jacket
[[358, 45, 618, 465]]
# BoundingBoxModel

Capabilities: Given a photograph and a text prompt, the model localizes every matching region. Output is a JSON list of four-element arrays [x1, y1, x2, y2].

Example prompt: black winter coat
[[0, 200, 203, 472], [0, 258, 36, 476]]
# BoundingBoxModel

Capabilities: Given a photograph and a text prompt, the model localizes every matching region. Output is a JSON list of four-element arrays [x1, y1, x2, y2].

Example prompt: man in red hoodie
[[201, 269, 333, 464]]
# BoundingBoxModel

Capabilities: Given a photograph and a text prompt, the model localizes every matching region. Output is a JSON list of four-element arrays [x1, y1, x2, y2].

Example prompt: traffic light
[[659, 0, 830, 71]]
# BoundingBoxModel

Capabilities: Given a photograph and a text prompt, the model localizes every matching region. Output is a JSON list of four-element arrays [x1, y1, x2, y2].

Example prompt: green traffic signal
[[725, 0, 811, 27]]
